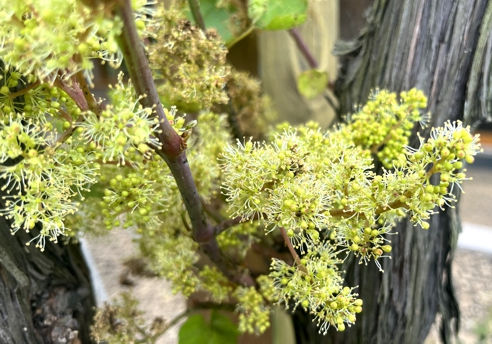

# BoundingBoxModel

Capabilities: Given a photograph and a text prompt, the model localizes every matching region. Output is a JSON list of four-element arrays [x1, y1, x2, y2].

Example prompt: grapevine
[[0, 0, 482, 339]]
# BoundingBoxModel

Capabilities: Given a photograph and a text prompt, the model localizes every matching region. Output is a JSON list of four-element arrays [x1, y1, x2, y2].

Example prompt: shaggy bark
[[0, 204, 96, 344], [292, 0, 492, 343]]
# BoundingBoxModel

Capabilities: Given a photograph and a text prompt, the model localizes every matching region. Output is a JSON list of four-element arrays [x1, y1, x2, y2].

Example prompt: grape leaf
[[297, 69, 328, 99], [178, 311, 238, 344], [209, 310, 238, 344], [248, 0, 268, 24], [186, 0, 241, 44], [179, 315, 209, 344], [254, 0, 308, 31]]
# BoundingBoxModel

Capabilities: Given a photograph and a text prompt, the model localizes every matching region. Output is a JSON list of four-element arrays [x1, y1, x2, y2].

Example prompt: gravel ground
[[460, 159, 492, 227]]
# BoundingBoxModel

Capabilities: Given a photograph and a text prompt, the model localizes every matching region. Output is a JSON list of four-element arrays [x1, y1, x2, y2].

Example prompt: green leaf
[[179, 315, 210, 344], [178, 312, 238, 344], [52, 117, 66, 134], [248, 0, 268, 24], [186, 0, 241, 44], [253, 0, 308, 31], [297, 69, 328, 99], [209, 310, 238, 344], [78, 183, 105, 200]]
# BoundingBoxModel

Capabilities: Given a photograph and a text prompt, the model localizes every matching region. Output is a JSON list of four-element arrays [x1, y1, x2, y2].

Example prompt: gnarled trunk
[[0, 209, 96, 344], [292, 0, 492, 343]]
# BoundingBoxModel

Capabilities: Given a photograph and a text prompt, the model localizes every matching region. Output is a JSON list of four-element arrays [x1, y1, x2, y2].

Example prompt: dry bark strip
[[0, 212, 96, 343]]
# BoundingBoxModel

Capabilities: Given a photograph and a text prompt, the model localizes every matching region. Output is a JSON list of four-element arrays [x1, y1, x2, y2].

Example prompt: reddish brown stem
[[54, 69, 103, 147], [279, 227, 308, 274], [8, 81, 40, 100], [54, 78, 89, 112], [214, 213, 263, 236], [288, 28, 318, 69], [114, 4, 182, 158], [187, 0, 206, 32], [114, 0, 254, 287], [288, 28, 335, 94], [74, 67, 101, 114]]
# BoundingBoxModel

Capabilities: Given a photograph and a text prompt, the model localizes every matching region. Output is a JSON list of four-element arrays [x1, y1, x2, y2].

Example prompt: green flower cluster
[[234, 286, 271, 334], [77, 74, 161, 165], [0, 116, 99, 250], [344, 88, 428, 168], [145, 230, 201, 296], [0, 0, 154, 83], [257, 275, 277, 303], [217, 220, 259, 258], [270, 244, 362, 332], [199, 266, 234, 303], [221, 123, 374, 249], [140, 218, 237, 301], [220, 90, 481, 333], [98, 168, 169, 231], [148, 6, 230, 111], [0, 69, 179, 249], [396, 120, 480, 228]]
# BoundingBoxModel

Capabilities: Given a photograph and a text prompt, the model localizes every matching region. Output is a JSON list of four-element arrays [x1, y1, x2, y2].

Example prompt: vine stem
[[188, 0, 206, 32], [288, 28, 336, 107], [8, 80, 40, 100], [227, 25, 255, 49], [214, 213, 263, 236], [54, 77, 89, 112], [288, 28, 318, 69], [114, 0, 254, 287], [279, 227, 308, 274], [164, 309, 190, 330], [54, 69, 102, 146], [147, 309, 190, 343]]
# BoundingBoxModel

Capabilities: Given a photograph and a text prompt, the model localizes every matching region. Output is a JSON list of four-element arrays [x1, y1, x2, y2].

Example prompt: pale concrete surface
[[460, 156, 492, 228], [83, 229, 186, 344], [459, 223, 492, 254]]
